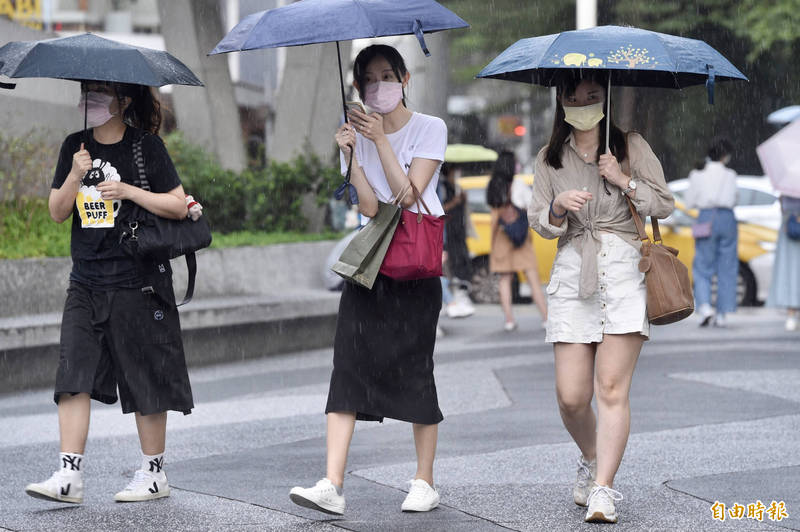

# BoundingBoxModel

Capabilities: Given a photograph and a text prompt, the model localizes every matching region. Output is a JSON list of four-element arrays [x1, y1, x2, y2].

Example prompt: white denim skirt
[[545, 233, 649, 344]]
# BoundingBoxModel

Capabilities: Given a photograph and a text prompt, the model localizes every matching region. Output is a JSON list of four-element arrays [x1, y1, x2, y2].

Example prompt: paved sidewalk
[[1, 305, 798, 531]]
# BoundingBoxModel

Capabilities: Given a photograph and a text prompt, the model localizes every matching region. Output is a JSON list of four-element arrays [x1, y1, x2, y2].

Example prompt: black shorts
[[54, 280, 194, 415]]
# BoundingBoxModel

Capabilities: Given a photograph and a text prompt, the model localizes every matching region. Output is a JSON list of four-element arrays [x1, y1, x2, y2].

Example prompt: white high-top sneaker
[[114, 469, 170, 502], [25, 469, 83, 504]]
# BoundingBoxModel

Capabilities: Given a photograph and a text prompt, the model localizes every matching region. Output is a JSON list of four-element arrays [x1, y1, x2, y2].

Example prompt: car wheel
[[710, 261, 757, 307]]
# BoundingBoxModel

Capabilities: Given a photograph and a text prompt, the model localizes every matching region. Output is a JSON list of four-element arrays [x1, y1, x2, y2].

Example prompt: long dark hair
[[114, 82, 162, 135], [352, 44, 408, 106], [544, 71, 627, 170], [707, 136, 732, 162], [487, 151, 515, 208]]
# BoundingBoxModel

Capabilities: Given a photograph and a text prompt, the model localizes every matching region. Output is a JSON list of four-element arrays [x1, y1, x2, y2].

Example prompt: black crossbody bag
[[118, 132, 212, 305]]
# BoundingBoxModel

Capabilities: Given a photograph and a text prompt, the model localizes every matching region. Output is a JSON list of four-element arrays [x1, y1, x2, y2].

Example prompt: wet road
[[1, 305, 798, 531]]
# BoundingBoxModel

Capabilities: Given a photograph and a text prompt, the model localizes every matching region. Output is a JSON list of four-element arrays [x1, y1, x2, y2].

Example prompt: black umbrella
[[0, 33, 203, 141], [0, 33, 203, 87]]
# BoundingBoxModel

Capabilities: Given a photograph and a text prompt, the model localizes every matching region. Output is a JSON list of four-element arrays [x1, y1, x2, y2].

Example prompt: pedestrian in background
[[25, 81, 194, 505], [487, 151, 547, 331], [530, 72, 674, 523], [684, 137, 738, 327], [289, 44, 445, 516], [767, 193, 800, 331], [439, 162, 475, 319]]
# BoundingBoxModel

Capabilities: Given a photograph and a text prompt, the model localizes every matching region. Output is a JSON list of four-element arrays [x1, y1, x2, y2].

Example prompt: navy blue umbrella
[[0, 33, 203, 87], [476, 25, 747, 102], [477, 25, 747, 163], [210, 0, 468, 204]]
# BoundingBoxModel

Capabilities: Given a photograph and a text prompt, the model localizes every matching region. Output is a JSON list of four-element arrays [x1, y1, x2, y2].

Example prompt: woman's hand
[[335, 123, 356, 156], [598, 153, 628, 189], [347, 108, 386, 144], [554, 189, 593, 214], [69, 143, 92, 181], [96, 180, 133, 201]]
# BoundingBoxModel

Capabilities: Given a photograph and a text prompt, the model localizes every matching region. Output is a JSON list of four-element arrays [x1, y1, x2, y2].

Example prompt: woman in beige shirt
[[529, 74, 673, 524]]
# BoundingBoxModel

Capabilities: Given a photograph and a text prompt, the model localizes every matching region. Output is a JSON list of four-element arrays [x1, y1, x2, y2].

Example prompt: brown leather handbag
[[625, 196, 694, 325]]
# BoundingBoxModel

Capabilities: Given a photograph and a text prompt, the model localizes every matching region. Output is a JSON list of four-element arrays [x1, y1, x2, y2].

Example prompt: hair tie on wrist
[[550, 199, 567, 219]]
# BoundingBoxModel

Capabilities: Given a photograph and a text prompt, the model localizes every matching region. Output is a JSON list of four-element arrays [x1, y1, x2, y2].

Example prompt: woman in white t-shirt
[[289, 44, 446, 516]]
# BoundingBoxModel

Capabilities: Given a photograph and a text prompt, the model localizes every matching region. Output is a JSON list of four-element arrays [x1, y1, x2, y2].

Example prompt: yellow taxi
[[458, 175, 777, 306]]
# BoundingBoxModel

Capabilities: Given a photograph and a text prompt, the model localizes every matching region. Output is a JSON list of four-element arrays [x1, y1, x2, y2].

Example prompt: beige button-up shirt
[[530, 132, 674, 298]]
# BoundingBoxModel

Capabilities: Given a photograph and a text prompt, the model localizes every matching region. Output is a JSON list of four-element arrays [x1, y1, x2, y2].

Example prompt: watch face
[[629, 180, 637, 190]]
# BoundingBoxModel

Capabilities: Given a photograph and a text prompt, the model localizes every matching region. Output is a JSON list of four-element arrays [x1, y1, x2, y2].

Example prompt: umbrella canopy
[[767, 105, 800, 125], [0, 33, 203, 87], [476, 25, 746, 103], [210, 0, 468, 57], [445, 144, 498, 163], [757, 119, 800, 198]]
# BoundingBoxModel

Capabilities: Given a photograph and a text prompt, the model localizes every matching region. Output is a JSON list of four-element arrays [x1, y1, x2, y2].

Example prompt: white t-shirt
[[685, 160, 737, 209], [340, 112, 447, 224]]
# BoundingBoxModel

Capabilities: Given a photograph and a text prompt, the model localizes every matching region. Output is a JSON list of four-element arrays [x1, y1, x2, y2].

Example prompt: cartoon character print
[[75, 158, 122, 228]]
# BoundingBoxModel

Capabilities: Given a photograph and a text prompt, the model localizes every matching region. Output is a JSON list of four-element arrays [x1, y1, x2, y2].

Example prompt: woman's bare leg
[[134, 412, 167, 455], [498, 272, 515, 324], [412, 423, 438, 486], [325, 412, 356, 487], [58, 393, 91, 454], [593, 333, 644, 488], [554, 343, 597, 461]]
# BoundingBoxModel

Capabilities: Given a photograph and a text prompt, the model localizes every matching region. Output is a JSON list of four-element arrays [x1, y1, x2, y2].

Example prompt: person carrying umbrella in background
[[684, 137, 738, 327], [529, 71, 673, 523], [288, 43, 447, 516]]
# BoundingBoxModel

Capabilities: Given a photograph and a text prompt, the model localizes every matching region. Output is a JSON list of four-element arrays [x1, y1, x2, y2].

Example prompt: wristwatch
[[623, 179, 637, 196]]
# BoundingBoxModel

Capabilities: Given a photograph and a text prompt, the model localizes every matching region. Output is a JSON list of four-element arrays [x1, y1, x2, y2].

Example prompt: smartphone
[[346, 101, 366, 114]]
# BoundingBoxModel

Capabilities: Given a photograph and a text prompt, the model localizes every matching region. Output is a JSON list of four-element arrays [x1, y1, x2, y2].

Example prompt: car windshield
[[466, 187, 491, 214]]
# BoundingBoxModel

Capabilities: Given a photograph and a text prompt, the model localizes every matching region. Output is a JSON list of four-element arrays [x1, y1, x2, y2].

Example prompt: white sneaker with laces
[[114, 469, 170, 502], [401, 478, 439, 512], [446, 290, 475, 318], [25, 470, 83, 504], [573, 456, 596, 507], [585, 484, 623, 523], [289, 478, 345, 515]]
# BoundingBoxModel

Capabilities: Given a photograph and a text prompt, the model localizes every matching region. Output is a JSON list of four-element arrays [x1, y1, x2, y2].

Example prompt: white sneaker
[[786, 315, 798, 331], [114, 469, 170, 502], [25, 470, 83, 504], [446, 291, 475, 318], [713, 313, 727, 328], [503, 321, 518, 332], [289, 478, 345, 515], [585, 484, 623, 523], [698, 303, 714, 327], [573, 456, 596, 507], [401, 479, 439, 512]]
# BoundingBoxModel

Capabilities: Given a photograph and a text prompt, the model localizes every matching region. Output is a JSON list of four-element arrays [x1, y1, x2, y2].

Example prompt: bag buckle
[[141, 285, 154, 295], [128, 221, 139, 240]]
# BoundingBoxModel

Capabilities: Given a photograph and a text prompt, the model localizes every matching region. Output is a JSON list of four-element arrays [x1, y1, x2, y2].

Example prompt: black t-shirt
[[51, 127, 182, 289]]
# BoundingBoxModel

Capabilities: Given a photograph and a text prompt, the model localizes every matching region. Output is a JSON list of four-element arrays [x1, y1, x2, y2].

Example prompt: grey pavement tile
[[667, 466, 800, 531]]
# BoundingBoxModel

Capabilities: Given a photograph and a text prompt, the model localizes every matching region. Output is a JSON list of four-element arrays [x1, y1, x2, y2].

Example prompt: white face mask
[[563, 102, 605, 131]]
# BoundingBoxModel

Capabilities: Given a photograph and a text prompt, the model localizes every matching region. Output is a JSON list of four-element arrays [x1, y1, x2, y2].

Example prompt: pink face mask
[[78, 91, 116, 128], [363, 81, 403, 114]]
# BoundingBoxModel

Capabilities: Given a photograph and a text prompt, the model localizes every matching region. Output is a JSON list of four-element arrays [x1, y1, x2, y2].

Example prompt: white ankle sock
[[59, 452, 84, 474], [141, 453, 165, 475]]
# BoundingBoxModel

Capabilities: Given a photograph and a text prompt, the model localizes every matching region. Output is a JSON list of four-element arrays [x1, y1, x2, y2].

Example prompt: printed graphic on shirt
[[76, 159, 121, 228]]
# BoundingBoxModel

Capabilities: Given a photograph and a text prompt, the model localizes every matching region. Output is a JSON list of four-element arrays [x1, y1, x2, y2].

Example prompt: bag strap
[[131, 130, 196, 307], [621, 135, 662, 244]]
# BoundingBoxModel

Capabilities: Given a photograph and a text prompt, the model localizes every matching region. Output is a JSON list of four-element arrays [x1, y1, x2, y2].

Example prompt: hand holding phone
[[346, 101, 366, 115]]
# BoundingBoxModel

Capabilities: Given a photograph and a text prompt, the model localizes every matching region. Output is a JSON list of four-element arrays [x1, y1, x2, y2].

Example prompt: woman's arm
[[49, 143, 92, 223], [623, 133, 675, 218], [96, 181, 188, 219], [336, 123, 379, 217]]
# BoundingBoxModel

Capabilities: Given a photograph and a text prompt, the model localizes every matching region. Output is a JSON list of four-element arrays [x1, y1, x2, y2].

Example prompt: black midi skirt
[[326, 274, 443, 424]]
